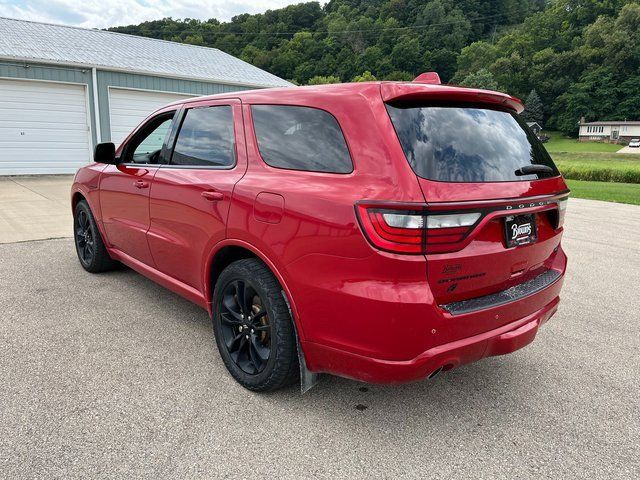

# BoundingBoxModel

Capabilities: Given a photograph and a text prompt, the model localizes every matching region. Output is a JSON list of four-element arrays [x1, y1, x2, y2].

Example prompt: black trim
[[167, 104, 238, 169], [161, 105, 184, 163], [441, 269, 562, 315], [159, 164, 236, 170]]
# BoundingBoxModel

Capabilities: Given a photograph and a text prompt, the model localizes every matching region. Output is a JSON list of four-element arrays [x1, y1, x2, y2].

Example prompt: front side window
[[171, 106, 235, 167], [251, 105, 352, 173], [386, 104, 559, 182], [124, 113, 174, 164]]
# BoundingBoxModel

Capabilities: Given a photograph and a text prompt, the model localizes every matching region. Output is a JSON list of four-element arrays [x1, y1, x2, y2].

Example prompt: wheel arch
[[71, 190, 86, 212], [71, 186, 111, 248], [204, 240, 305, 341]]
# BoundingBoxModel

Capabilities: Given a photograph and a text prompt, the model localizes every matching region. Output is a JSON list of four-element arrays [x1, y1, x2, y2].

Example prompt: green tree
[[308, 75, 341, 85], [391, 36, 422, 73], [351, 71, 377, 82], [521, 89, 545, 125], [454, 41, 498, 82], [384, 71, 414, 81], [424, 48, 458, 82], [358, 46, 384, 76], [553, 67, 620, 135], [460, 69, 498, 90], [106, 0, 638, 132], [414, 0, 472, 52]]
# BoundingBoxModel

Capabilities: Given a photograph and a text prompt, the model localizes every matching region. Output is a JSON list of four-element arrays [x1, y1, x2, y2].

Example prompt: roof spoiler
[[413, 72, 441, 85], [381, 81, 524, 114]]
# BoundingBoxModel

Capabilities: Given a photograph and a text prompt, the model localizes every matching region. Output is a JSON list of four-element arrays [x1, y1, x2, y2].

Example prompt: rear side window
[[251, 105, 352, 173], [171, 106, 234, 167], [386, 104, 559, 182]]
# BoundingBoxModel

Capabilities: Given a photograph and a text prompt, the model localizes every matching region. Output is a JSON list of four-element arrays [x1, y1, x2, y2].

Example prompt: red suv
[[71, 75, 568, 392]]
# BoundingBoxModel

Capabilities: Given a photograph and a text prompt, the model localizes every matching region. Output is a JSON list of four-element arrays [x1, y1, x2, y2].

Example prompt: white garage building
[[0, 17, 291, 175]]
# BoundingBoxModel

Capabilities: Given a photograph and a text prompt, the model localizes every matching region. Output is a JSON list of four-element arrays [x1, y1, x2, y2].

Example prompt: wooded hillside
[[110, 0, 640, 135]]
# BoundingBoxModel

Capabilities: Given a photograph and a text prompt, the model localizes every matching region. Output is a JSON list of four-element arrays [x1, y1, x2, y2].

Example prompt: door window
[[122, 112, 175, 164], [170, 106, 235, 167]]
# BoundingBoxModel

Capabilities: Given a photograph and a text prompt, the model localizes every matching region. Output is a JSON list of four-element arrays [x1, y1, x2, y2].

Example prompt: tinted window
[[252, 105, 352, 173], [171, 106, 235, 167], [386, 105, 559, 182]]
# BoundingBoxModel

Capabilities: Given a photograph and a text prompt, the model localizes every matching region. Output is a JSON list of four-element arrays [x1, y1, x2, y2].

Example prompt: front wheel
[[73, 200, 117, 273], [212, 259, 299, 392]]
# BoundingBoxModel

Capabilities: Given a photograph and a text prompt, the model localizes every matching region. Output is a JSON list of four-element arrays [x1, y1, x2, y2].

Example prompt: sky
[[0, 0, 309, 28]]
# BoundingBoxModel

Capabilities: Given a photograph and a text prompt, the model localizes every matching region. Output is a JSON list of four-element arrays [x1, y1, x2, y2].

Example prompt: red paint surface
[[72, 81, 568, 383]]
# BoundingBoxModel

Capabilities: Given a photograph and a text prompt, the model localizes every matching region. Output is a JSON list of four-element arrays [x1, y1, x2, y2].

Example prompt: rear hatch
[[382, 86, 569, 308]]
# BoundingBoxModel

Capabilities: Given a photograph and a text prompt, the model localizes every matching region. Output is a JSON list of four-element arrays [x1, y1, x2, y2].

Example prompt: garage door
[[109, 88, 194, 146], [0, 79, 91, 175]]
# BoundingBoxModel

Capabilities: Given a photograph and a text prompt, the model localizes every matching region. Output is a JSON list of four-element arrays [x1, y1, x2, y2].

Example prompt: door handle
[[134, 180, 149, 189], [202, 190, 224, 201]]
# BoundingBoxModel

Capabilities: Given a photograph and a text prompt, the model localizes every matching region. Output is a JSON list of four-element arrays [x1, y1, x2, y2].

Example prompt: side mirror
[[94, 142, 117, 164]]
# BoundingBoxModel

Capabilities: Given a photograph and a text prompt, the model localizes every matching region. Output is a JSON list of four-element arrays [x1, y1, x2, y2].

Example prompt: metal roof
[[0, 17, 292, 88]]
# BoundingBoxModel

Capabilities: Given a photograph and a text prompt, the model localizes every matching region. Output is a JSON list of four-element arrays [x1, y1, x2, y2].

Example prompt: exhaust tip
[[428, 366, 443, 379]]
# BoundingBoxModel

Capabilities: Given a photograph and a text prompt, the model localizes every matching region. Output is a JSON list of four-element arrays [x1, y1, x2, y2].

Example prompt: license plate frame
[[504, 214, 538, 248]]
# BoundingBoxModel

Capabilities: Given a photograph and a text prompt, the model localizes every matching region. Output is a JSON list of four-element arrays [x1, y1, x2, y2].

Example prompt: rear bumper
[[303, 295, 559, 384]]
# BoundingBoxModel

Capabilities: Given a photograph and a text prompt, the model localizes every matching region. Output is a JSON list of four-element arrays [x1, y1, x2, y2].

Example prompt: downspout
[[91, 67, 101, 144]]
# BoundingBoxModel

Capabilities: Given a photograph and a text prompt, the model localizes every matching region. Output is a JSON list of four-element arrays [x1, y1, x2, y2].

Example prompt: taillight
[[557, 198, 568, 228], [356, 204, 481, 254]]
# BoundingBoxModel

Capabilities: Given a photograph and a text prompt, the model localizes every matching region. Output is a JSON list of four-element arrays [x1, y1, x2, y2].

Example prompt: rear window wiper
[[514, 165, 554, 176]]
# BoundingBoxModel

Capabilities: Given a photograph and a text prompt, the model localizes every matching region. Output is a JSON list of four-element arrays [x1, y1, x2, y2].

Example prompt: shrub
[[555, 162, 640, 184]]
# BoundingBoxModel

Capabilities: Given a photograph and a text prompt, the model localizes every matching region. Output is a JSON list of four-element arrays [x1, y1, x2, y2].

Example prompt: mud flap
[[282, 290, 320, 393]]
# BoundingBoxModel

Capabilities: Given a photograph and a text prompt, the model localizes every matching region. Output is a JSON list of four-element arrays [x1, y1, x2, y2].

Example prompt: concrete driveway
[[616, 145, 640, 154], [0, 198, 638, 479], [0, 175, 73, 243]]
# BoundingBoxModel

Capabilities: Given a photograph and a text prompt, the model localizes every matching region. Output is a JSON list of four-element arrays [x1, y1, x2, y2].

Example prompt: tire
[[73, 200, 117, 273], [212, 258, 299, 392]]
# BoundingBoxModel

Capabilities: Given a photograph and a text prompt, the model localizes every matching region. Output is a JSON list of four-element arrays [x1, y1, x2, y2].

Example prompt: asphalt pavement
[[0, 198, 638, 479]]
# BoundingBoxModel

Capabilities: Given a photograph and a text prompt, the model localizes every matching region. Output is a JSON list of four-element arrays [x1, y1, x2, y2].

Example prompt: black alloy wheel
[[220, 279, 272, 374], [212, 259, 299, 392], [73, 200, 117, 273], [75, 208, 95, 266]]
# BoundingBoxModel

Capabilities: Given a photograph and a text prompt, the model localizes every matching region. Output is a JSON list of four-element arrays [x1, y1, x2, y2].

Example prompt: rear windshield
[[386, 104, 559, 182]]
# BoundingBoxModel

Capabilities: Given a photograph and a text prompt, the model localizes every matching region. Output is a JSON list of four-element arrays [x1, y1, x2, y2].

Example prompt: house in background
[[526, 122, 542, 135], [0, 17, 292, 175], [578, 118, 640, 144]]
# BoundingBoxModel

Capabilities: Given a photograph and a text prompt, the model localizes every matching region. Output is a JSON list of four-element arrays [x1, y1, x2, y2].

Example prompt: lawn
[[543, 131, 622, 153], [538, 132, 640, 204], [566, 180, 640, 205]]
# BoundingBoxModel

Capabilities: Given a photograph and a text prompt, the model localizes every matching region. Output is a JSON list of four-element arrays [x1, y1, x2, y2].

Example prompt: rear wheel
[[212, 259, 299, 392], [74, 200, 117, 273]]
